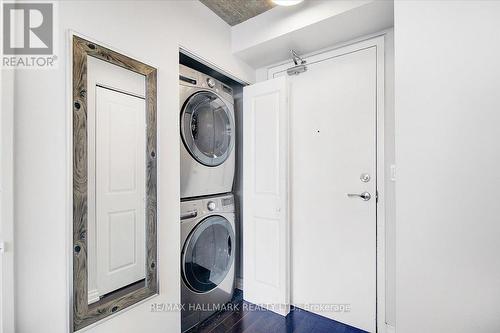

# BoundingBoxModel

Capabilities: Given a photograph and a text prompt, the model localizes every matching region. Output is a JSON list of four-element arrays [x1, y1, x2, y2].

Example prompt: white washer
[[181, 194, 236, 332], [180, 65, 236, 199]]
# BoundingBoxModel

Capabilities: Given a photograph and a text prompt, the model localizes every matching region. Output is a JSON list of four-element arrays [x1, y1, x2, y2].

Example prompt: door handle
[[347, 192, 371, 201]]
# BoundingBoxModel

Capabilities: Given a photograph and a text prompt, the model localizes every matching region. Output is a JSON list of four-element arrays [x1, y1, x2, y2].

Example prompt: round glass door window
[[182, 216, 235, 293], [181, 91, 235, 167]]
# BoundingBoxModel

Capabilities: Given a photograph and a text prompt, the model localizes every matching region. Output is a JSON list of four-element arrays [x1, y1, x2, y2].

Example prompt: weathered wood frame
[[72, 35, 157, 331]]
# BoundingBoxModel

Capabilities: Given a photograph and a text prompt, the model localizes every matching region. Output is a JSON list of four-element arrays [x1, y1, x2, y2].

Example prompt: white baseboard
[[88, 289, 100, 304], [235, 277, 243, 290], [386, 324, 396, 333]]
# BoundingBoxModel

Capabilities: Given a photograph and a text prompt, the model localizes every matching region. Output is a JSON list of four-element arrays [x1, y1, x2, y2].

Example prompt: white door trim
[[268, 35, 387, 332], [179, 46, 251, 86], [0, 64, 15, 333]]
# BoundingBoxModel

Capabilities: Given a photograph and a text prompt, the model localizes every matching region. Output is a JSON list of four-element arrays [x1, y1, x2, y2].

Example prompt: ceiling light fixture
[[272, 0, 304, 6]]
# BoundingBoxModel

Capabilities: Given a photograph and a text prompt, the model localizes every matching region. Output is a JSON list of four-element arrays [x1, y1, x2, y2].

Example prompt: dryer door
[[181, 91, 235, 167], [182, 216, 235, 293]]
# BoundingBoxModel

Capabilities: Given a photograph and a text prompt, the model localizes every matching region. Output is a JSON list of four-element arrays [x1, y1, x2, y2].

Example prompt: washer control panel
[[180, 194, 235, 222], [206, 78, 216, 88], [207, 201, 216, 211]]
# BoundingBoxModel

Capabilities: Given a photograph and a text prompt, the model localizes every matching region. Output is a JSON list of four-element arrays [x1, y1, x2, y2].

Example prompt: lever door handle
[[347, 192, 371, 201]]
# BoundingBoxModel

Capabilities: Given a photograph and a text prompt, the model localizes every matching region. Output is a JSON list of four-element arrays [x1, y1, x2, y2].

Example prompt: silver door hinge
[[376, 191, 379, 203]]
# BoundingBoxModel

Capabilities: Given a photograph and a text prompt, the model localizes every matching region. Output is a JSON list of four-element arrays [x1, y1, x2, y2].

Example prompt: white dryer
[[179, 65, 236, 199]]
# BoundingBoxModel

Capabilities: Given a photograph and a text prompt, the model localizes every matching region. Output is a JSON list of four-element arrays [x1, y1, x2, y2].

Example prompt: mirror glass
[[86, 59, 148, 304]]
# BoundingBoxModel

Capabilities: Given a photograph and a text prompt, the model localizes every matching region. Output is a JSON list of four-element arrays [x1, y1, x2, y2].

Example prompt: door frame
[[268, 34, 387, 333], [0, 64, 15, 333]]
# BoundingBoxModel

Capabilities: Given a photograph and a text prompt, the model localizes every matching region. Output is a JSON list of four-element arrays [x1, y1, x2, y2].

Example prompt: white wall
[[13, 1, 254, 333], [232, 0, 393, 68], [232, 0, 373, 52], [395, 1, 500, 332]]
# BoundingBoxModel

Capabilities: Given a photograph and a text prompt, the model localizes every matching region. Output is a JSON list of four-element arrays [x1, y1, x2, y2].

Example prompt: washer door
[[182, 216, 235, 293], [181, 91, 235, 167]]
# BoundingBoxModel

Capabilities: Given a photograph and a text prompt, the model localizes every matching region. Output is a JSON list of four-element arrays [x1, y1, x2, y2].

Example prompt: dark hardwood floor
[[187, 290, 367, 333]]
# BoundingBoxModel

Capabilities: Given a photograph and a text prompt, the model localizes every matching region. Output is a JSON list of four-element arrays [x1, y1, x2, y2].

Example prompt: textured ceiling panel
[[200, 0, 275, 26]]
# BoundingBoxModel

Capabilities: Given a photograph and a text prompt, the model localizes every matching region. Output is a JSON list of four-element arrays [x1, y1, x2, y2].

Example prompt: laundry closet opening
[[178, 50, 246, 333], [178, 33, 391, 333]]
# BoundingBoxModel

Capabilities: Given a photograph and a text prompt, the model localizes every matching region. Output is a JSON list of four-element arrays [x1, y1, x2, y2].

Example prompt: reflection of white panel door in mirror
[[86, 56, 147, 304], [95, 87, 146, 297]]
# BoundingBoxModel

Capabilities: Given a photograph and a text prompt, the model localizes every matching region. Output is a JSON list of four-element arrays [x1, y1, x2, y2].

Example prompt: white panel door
[[289, 47, 377, 332], [95, 87, 146, 296], [243, 76, 290, 316]]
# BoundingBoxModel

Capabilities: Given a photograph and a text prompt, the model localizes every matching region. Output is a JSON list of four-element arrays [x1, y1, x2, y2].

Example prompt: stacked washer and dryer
[[179, 64, 237, 332]]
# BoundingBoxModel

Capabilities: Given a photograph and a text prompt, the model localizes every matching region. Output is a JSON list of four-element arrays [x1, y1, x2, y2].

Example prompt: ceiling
[[200, 0, 275, 26]]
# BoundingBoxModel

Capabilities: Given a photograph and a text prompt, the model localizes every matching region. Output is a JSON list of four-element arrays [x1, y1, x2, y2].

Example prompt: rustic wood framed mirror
[[72, 35, 157, 331]]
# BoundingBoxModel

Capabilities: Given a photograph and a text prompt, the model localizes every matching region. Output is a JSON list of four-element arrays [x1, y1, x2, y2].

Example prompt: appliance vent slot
[[222, 85, 232, 94], [179, 75, 196, 85]]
